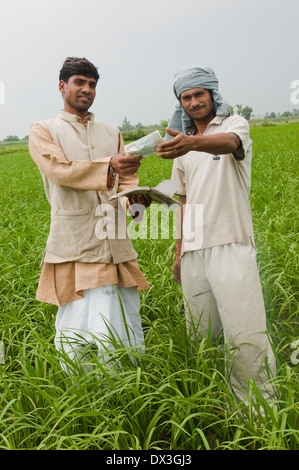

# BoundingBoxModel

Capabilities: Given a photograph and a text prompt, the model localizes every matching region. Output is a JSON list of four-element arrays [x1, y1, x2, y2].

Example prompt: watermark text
[[290, 80, 299, 105], [0, 81, 4, 104], [94, 201, 203, 248], [291, 339, 299, 365], [0, 341, 4, 364]]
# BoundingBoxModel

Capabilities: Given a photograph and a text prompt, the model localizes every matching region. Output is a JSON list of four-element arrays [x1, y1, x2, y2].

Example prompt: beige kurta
[[29, 114, 149, 306]]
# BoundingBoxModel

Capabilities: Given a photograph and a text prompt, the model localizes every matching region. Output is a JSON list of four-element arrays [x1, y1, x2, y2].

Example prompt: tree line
[[2, 106, 298, 143], [2, 135, 29, 142]]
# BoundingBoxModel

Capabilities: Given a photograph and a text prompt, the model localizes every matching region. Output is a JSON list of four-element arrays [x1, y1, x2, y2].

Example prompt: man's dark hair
[[59, 57, 100, 83]]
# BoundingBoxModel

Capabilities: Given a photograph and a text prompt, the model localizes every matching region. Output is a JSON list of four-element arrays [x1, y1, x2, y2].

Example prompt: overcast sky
[[0, 0, 298, 140]]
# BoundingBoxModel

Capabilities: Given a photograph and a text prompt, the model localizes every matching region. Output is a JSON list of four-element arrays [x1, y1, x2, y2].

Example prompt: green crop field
[[0, 123, 298, 450]]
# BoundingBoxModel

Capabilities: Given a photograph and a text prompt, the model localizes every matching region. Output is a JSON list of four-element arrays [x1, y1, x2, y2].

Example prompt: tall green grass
[[249, 124, 299, 364], [0, 124, 298, 450]]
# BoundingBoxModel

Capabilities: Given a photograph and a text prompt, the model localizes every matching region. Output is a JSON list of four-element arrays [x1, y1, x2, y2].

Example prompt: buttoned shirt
[[171, 114, 254, 253]]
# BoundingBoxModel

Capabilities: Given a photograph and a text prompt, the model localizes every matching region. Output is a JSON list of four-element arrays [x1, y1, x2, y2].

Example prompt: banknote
[[125, 130, 164, 157]]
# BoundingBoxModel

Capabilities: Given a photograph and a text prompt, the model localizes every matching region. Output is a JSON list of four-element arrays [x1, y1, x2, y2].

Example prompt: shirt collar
[[58, 110, 95, 124], [186, 115, 227, 135]]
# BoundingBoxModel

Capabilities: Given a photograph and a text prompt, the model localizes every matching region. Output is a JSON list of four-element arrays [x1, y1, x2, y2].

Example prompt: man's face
[[59, 75, 97, 116], [180, 87, 215, 122]]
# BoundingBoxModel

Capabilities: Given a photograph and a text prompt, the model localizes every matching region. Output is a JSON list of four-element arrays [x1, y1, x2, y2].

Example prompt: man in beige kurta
[[29, 57, 149, 372], [157, 65, 276, 408]]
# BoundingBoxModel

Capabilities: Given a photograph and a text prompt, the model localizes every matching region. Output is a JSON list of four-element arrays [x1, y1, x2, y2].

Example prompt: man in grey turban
[[157, 65, 276, 414], [164, 65, 231, 141]]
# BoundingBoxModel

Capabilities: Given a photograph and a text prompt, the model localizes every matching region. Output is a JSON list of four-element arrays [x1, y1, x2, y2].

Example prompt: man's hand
[[127, 194, 152, 222], [110, 154, 143, 176], [128, 194, 152, 208], [157, 128, 195, 159], [173, 256, 182, 285]]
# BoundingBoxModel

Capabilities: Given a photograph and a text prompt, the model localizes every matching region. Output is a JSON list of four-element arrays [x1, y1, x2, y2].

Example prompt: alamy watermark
[[291, 339, 299, 365], [94, 201, 203, 247], [0, 79, 298, 107], [0, 80, 4, 104], [290, 80, 299, 105], [0, 341, 4, 364]]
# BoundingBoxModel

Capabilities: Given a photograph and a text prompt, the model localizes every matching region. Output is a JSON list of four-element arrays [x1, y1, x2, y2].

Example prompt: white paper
[[154, 179, 179, 197], [109, 179, 180, 207]]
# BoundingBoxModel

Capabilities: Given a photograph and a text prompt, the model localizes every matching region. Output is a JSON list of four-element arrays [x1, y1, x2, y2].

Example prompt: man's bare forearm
[[189, 132, 241, 155], [157, 129, 242, 159]]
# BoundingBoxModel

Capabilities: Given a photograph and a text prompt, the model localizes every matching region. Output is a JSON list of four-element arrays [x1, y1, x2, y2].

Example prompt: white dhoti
[[181, 242, 276, 402], [54, 285, 143, 374]]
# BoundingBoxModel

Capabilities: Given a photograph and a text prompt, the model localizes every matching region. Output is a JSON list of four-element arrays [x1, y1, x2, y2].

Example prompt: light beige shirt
[[171, 115, 254, 253], [29, 114, 149, 306]]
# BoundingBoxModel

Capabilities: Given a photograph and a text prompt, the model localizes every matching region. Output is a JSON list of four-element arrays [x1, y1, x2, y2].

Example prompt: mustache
[[190, 104, 205, 111]]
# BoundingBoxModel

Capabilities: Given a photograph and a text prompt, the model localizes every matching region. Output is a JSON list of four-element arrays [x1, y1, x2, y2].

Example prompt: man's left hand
[[157, 128, 195, 159], [127, 194, 152, 222]]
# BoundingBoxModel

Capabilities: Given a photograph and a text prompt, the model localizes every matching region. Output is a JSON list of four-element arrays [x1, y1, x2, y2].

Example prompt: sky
[[0, 0, 298, 140]]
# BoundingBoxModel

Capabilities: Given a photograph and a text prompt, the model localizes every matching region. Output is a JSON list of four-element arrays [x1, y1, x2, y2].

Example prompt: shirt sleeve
[[171, 157, 186, 196], [225, 115, 252, 160], [29, 123, 111, 191]]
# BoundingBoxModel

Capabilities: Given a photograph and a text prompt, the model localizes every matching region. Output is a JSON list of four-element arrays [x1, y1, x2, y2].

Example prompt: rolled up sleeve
[[225, 115, 252, 160], [29, 123, 111, 191], [171, 157, 186, 196]]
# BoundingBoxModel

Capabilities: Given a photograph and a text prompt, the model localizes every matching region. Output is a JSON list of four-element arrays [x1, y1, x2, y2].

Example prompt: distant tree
[[236, 104, 243, 115], [292, 108, 299, 116], [134, 122, 144, 129], [269, 112, 276, 118], [282, 111, 292, 117], [228, 106, 234, 115], [3, 135, 19, 142], [240, 106, 253, 120], [235, 104, 253, 120], [120, 116, 133, 131], [121, 128, 146, 141]]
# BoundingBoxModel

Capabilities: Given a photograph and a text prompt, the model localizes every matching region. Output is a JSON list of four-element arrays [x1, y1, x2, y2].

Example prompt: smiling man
[[29, 57, 149, 373], [157, 65, 276, 410], [60, 75, 97, 114]]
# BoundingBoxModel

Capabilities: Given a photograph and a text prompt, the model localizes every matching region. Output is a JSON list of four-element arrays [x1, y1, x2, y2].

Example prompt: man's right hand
[[110, 154, 143, 176], [173, 257, 182, 285]]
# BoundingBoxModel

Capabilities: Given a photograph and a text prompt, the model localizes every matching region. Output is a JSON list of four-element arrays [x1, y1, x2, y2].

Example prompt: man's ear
[[58, 80, 66, 94]]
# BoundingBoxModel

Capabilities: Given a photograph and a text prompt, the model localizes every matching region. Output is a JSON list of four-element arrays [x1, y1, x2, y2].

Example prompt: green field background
[[0, 123, 298, 450]]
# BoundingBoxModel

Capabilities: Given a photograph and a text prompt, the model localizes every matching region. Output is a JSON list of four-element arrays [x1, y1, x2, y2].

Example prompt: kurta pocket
[[47, 208, 92, 259], [57, 208, 89, 217]]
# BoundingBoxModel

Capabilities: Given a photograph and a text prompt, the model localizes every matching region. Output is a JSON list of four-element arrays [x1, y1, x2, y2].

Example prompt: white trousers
[[181, 242, 276, 401], [54, 285, 144, 373]]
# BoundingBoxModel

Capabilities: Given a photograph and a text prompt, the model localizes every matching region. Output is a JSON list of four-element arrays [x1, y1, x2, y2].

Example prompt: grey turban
[[164, 65, 231, 141]]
